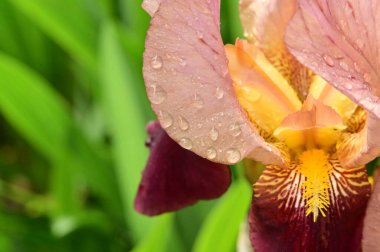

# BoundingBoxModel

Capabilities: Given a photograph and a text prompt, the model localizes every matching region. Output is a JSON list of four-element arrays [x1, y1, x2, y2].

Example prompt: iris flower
[[135, 0, 380, 250]]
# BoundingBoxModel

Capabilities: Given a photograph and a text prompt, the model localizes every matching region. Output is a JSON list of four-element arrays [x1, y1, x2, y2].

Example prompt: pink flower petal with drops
[[134, 121, 231, 216], [285, 0, 380, 167], [143, 0, 284, 165]]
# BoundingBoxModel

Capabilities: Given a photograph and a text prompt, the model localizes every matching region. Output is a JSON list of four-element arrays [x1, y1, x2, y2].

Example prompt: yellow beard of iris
[[298, 149, 332, 222]]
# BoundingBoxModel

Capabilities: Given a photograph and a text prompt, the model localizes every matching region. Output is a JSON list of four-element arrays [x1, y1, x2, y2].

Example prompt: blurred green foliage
[[0, 0, 250, 251]]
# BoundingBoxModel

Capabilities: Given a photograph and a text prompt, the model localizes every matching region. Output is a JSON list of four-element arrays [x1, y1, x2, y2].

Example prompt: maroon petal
[[250, 160, 370, 252], [134, 121, 231, 216]]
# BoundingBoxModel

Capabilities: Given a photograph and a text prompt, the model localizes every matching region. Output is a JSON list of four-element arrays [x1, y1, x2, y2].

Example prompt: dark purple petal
[[134, 121, 231, 216], [249, 161, 370, 252]]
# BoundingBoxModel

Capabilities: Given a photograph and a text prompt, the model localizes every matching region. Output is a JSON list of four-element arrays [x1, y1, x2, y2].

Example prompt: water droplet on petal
[[179, 138, 192, 150], [323, 54, 335, 67], [158, 110, 173, 129], [151, 55, 163, 69], [364, 73, 372, 83], [225, 148, 241, 163], [178, 116, 189, 131], [346, 83, 353, 90], [209, 127, 219, 141], [356, 39, 364, 49], [229, 123, 242, 137], [215, 87, 224, 99], [149, 85, 167, 104], [339, 60, 349, 71], [192, 94, 204, 109], [206, 147, 217, 160], [179, 57, 187, 67], [196, 30, 204, 39], [354, 62, 361, 73]]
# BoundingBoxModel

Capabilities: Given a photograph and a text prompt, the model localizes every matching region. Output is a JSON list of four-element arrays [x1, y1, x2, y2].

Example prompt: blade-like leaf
[[0, 52, 121, 221], [99, 21, 151, 241], [8, 0, 97, 69], [193, 180, 251, 252], [131, 215, 174, 252]]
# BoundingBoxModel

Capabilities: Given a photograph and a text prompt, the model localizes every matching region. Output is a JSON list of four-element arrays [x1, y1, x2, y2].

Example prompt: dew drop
[[225, 148, 241, 164], [339, 60, 349, 71], [356, 39, 364, 49], [151, 55, 163, 69], [179, 57, 187, 67], [229, 123, 242, 137], [150, 85, 167, 104], [215, 87, 224, 99], [209, 127, 219, 141], [206, 147, 217, 160], [178, 116, 189, 131], [196, 30, 204, 39], [346, 83, 353, 90], [323, 54, 335, 67], [192, 94, 204, 109], [179, 138, 193, 150], [364, 73, 372, 83], [158, 110, 173, 129], [354, 62, 361, 73]]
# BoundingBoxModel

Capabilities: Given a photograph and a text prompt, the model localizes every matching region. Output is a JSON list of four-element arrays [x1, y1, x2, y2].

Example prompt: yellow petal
[[309, 76, 357, 121], [274, 96, 346, 151]]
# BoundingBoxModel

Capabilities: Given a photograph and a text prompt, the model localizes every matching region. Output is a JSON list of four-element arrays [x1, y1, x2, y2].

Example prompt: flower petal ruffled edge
[[142, 0, 285, 165], [134, 121, 231, 216], [285, 0, 380, 167]]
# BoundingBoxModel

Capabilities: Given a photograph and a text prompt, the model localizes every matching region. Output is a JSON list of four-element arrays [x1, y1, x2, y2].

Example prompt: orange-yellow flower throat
[[225, 39, 367, 222]]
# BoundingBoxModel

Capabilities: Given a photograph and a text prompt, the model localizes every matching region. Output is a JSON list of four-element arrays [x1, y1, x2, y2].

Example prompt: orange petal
[[225, 43, 301, 134]]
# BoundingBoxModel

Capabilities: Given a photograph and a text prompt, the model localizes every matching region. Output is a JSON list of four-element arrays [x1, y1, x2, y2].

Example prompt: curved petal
[[143, 0, 284, 165], [285, 0, 380, 166], [363, 170, 380, 251], [338, 112, 380, 167], [240, 0, 311, 100], [135, 121, 231, 216], [250, 160, 370, 251]]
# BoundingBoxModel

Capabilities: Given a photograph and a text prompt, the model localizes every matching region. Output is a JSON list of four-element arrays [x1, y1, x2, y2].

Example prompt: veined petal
[[240, 0, 311, 100], [134, 121, 231, 216], [143, 0, 285, 165], [250, 153, 371, 251], [337, 111, 380, 167], [285, 0, 380, 166]]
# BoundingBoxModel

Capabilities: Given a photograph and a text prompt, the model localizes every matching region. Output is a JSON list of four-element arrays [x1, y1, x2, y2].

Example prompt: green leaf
[[193, 180, 251, 252], [0, 52, 71, 160], [98, 20, 151, 241], [8, 0, 97, 69], [131, 215, 174, 252], [0, 52, 121, 221]]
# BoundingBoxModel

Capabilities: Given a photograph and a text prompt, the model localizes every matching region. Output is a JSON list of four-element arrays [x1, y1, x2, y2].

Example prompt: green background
[[0, 0, 255, 251]]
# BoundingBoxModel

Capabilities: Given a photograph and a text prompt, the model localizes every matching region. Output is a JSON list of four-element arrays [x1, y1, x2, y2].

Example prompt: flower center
[[298, 149, 332, 222]]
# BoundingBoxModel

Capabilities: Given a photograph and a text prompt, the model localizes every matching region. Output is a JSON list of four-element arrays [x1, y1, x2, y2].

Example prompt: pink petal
[[134, 121, 231, 216], [143, 0, 284, 165], [363, 170, 380, 251], [285, 0, 380, 166]]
